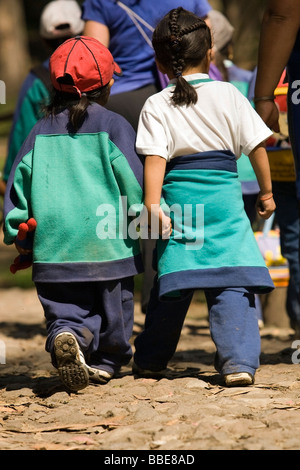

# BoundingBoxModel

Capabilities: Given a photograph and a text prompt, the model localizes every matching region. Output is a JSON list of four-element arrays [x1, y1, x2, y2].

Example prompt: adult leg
[[134, 277, 193, 372], [288, 48, 300, 319], [205, 287, 261, 378], [272, 181, 300, 329]]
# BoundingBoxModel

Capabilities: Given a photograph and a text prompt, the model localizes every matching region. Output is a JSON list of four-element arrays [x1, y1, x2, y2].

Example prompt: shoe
[[224, 372, 254, 387], [54, 332, 89, 392], [87, 366, 114, 384], [132, 361, 167, 379]]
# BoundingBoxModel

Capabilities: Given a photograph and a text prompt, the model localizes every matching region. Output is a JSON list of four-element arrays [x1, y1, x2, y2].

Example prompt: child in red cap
[[3, 36, 144, 392]]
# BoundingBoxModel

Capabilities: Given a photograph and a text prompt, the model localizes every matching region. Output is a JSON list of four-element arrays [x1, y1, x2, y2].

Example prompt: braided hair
[[153, 7, 212, 106]]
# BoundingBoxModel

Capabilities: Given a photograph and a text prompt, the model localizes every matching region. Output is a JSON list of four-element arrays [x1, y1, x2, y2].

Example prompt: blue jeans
[[272, 181, 300, 326], [134, 279, 261, 377]]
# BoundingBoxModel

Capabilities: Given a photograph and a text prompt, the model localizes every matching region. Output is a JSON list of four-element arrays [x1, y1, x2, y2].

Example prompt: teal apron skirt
[[157, 150, 274, 299]]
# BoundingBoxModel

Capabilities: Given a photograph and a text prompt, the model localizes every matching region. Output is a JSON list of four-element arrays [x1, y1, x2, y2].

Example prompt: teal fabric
[[158, 168, 265, 274], [4, 78, 49, 182], [4, 132, 143, 265], [156, 160, 273, 296]]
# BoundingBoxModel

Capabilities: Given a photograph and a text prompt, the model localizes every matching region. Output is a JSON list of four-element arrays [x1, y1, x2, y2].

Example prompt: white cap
[[208, 10, 234, 51], [40, 0, 84, 40]]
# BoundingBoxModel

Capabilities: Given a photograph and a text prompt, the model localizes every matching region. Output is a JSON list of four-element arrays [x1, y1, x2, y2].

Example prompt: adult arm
[[255, 0, 300, 131], [84, 21, 110, 46]]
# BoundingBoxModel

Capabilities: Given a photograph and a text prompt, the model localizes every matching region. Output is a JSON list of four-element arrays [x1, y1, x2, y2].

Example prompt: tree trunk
[[0, 0, 31, 99]]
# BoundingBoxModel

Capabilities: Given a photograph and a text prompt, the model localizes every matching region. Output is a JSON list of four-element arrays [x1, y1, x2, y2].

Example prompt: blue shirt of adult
[[81, 0, 212, 95]]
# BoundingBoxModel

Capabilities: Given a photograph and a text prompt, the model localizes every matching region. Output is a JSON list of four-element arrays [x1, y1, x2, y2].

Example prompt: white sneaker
[[224, 372, 254, 387], [87, 366, 114, 384], [54, 332, 89, 392]]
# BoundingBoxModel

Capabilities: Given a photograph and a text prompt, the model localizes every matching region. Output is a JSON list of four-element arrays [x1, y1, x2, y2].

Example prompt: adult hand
[[255, 100, 280, 133]]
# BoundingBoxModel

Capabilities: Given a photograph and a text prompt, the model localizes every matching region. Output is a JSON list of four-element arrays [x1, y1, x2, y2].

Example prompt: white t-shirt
[[136, 73, 273, 161]]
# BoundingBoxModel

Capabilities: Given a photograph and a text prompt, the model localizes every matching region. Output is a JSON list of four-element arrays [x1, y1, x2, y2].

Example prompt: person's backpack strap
[[30, 64, 52, 92]]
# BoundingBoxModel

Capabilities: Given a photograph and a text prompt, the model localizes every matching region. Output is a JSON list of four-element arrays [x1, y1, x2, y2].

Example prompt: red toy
[[10, 218, 37, 274]]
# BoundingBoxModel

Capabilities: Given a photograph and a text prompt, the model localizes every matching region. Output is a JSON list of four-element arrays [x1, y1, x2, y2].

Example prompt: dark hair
[[44, 74, 110, 133], [153, 7, 212, 106]]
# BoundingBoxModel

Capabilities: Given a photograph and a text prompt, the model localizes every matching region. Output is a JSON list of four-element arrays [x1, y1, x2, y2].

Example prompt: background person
[[82, 0, 212, 131], [209, 9, 258, 224], [0, 0, 84, 197], [254, 0, 300, 336]]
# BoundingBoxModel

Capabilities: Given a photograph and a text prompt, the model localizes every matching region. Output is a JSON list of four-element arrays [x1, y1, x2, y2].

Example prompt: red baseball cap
[[50, 36, 122, 96]]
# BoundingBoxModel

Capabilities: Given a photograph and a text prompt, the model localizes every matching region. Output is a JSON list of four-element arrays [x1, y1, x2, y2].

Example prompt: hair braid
[[168, 8, 184, 77], [152, 7, 212, 106]]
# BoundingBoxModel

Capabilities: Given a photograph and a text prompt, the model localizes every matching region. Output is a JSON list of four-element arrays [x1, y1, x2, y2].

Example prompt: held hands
[[256, 192, 276, 220], [144, 204, 172, 239], [160, 207, 172, 239]]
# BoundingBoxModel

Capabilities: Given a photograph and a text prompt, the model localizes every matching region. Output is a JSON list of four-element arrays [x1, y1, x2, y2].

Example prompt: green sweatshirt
[[4, 103, 144, 282]]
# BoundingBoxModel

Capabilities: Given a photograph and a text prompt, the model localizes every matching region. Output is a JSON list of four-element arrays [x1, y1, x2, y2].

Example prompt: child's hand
[[159, 208, 172, 239], [14, 241, 32, 256], [147, 204, 172, 239], [256, 193, 276, 220]]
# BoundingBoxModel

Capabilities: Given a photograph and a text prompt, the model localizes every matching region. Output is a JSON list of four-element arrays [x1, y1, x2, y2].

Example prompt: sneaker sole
[[54, 333, 89, 392]]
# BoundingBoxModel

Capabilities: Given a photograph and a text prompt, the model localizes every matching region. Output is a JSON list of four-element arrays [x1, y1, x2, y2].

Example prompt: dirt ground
[[1, 242, 300, 451]]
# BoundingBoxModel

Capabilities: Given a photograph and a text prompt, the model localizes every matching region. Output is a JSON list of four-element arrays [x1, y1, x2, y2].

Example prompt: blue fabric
[[272, 181, 300, 325], [166, 150, 237, 173], [288, 37, 300, 199], [134, 280, 260, 376], [81, 0, 212, 94], [159, 267, 274, 299], [36, 277, 134, 374]]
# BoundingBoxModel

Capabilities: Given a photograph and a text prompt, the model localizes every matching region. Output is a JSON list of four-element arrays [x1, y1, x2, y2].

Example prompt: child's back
[[4, 103, 143, 282], [137, 75, 270, 160]]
